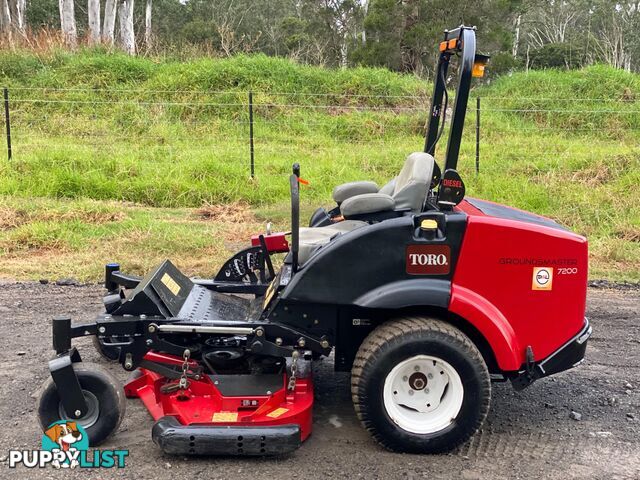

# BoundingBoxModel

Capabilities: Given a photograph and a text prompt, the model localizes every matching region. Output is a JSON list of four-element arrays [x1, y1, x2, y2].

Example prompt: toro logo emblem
[[406, 245, 451, 275]]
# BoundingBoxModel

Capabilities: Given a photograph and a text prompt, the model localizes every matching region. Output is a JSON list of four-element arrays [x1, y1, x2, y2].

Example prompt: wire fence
[[1, 86, 639, 180]]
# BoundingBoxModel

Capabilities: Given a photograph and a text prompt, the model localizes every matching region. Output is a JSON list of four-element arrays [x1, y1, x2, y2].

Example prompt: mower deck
[[124, 358, 313, 456]]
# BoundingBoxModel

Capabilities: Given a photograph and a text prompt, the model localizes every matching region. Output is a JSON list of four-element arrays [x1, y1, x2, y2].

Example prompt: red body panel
[[451, 200, 588, 371], [124, 352, 313, 442], [251, 232, 290, 253]]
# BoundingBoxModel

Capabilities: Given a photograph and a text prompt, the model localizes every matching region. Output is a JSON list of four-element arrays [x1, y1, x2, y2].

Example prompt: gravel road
[[0, 283, 638, 479]]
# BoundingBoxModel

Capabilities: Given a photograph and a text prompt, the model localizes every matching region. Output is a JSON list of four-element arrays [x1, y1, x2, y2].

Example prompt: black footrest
[[152, 416, 301, 456]]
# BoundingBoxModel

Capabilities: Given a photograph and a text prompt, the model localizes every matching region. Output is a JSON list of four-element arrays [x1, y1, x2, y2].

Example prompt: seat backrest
[[390, 152, 434, 211]]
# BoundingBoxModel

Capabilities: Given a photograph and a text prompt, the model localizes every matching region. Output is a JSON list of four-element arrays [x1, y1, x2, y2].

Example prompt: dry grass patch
[[615, 226, 640, 242], [0, 207, 20, 230], [194, 201, 255, 223]]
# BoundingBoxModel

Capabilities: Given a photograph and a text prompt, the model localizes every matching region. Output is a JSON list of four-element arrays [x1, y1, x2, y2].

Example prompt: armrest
[[340, 193, 395, 217], [332, 181, 379, 204]]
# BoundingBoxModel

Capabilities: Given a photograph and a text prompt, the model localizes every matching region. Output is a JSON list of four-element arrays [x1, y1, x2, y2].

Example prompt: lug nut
[[124, 353, 133, 370], [256, 328, 264, 337], [148, 324, 157, 333]]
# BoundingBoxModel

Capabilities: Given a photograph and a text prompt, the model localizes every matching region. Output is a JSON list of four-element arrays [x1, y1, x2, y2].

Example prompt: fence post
[[475, 96, 480, 174], [248, 91, 254, 178], [3, 87, 11, 161]]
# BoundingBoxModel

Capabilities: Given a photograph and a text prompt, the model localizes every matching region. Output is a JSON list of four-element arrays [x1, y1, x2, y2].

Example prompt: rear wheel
[[37, 363, 126, 446], [351, 317, 490, 453]]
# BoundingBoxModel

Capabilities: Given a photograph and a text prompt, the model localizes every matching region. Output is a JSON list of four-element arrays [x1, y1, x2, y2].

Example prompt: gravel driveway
[[0, 283, 638, 479]]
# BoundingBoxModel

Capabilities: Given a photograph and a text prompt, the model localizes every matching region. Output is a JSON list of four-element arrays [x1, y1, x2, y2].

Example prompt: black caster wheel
[[38, 362, 126, 446]]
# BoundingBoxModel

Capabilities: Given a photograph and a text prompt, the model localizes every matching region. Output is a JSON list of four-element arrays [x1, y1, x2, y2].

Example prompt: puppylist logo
[[8, 420, 128, 469]]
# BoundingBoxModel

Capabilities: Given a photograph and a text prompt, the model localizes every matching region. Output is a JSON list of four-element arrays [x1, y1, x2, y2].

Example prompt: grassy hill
[[0, 51, 637, 281]]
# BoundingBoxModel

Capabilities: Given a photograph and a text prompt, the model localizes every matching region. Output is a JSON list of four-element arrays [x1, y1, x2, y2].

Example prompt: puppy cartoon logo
[[42, 420, 89, 468], [8, 420, 128, 469]]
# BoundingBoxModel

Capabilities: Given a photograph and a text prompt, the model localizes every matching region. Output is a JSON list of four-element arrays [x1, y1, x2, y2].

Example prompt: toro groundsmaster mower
[[37, 26, 591, 455]]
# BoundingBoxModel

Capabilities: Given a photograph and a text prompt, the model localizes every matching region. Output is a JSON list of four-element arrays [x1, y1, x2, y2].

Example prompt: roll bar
[[290, 163, 300, 272], [424, 26, 487, 208]]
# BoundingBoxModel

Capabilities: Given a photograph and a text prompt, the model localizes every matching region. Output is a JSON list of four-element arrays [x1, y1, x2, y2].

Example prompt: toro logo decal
[[532, 267, 553, 291], [406, 245, 451, 275]]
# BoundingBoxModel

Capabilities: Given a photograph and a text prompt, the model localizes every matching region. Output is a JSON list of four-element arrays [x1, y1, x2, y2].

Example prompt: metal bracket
[[48, 348, 88, 418], [52, 317, 72, 354]]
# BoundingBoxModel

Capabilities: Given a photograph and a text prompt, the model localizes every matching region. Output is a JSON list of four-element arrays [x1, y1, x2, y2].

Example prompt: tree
[[88, 0, 101, 44], [118, 0, 135, 54], [589, 1, 640, 72], [103, 0, 117, 45], [58, 0, 77, 47], [144, 0, 152, 50], [8, 0, 25, 33], [0, 0, 11, 41]]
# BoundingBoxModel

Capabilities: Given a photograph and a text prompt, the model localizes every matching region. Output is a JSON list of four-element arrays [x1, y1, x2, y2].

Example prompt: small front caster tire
[[37, 362, 126, 446]]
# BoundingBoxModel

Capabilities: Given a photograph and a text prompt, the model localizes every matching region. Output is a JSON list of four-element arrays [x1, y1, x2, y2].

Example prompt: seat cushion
[[298, 220, 367, 264], [332, 181, 379, 204], [392, 152, 433, 211], [340, 193, 395, 218]]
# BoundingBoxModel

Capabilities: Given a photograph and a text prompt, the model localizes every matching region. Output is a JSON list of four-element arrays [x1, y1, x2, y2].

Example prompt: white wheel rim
[[383, 355, 464, 435]]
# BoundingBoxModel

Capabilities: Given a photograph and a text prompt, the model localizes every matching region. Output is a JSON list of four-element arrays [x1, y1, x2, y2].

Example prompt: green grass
[[0, 51, 637, 281]]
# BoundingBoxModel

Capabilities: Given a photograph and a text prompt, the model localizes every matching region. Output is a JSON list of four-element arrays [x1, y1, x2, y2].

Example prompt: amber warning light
[[473, 54, 490, 78]]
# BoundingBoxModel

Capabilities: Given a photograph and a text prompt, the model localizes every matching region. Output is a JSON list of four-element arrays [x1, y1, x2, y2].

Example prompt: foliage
[[0, 52, 637, 281], [12, 0, 640, 74]]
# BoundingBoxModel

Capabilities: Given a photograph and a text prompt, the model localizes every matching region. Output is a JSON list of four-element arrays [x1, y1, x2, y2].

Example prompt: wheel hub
[[408, 372, 427, 390], [383, 355, 464, 435], [58, 390, 100, 429]]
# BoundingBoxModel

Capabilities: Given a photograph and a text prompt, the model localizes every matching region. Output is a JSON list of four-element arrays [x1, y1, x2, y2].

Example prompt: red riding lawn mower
[[37, 26, 591, 455]]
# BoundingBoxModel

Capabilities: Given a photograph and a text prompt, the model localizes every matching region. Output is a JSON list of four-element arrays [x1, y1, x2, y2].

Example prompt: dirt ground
[[0, 282, 638, 479]]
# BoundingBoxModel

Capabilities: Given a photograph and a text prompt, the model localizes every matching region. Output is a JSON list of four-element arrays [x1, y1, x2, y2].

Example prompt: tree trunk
[[512, 14, 521, 58], [103, 0, 117, 45], [0, 0, 12, 41], [59, 0, 77, 47], [88, 0, 101, 44], [8, 0, 25, 32], [144, 0, 152, 50], [118, 0, 135, 55]]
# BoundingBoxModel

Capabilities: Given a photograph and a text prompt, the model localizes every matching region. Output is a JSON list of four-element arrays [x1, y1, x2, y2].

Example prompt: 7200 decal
[[557, 268, 578, 275]]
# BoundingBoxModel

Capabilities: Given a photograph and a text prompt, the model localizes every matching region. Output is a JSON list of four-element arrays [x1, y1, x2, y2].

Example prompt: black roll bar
[[424, 26, 477, 173], [290, 163, 300, 272]]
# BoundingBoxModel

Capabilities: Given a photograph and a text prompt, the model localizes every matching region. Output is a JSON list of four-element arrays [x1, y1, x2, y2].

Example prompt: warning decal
[[532, 267, 553, 291], [212, 412, 238, 422], [266, 407, 289, 418], [161, 273, 181, 295]]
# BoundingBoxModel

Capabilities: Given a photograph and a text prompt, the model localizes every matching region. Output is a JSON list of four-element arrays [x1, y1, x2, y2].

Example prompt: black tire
[[38, 362, 126, 446], [351, 317, 490, 453], [92, 335, 122, 362]]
